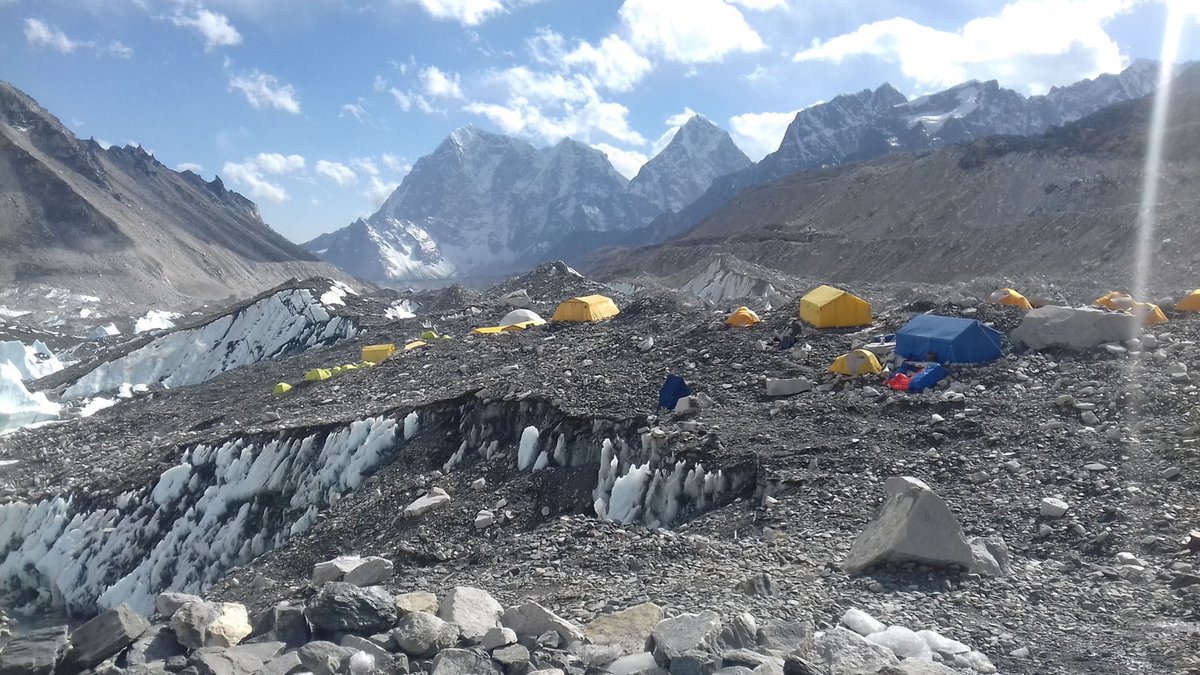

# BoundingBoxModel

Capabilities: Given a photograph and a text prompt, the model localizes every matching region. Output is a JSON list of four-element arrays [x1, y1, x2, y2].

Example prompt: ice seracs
[[0, 362, 59, 434], [0, 339, 63, 380]]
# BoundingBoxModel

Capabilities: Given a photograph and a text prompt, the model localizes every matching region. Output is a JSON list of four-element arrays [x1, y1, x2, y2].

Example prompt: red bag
[[888, 373, 911, 391]]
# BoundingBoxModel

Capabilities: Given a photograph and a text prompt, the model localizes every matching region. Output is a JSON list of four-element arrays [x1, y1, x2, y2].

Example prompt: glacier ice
[[517, 425, 540, 471], [0, 363, 59, 434], [134, 310, 179, 334], [0, 340, 64, 381]]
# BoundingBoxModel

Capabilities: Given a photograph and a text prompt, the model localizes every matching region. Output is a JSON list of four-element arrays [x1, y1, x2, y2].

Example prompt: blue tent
[[658, 374, 690, 410], [896, 314, 1003, 364]]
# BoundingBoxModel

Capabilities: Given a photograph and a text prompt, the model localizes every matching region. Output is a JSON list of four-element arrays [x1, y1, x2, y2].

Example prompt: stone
[[66, 603, 151, 669], [340, 634, 394, 671], [156, 592, 203, 620], [393, 611, 459, 657], [170, 601, 253, 649], [265, 603, 309, 647], [1012, 306, 1138, 351], [639, 337, 655, 352], [1040, 497, 1069, 517], [312, 555, 365, 584], [669, 649, 718, 674], [865, 626, 931, 661], [404, 489, 451, 517], [843, 483, 973, 575], [126, 625, 185, 667], [0, 625, 69, 675], [765, 378, 812, 396], [883, 476, 931, 498], [500, 289, 531, 308], [305, 583, 398, 634], [502, 602, 584, 644], [480, 626, 517, 651], [968, 535, 1012, 577], [878, 662, 959, 674], [758, 620, 813, 654], [528, 670, 567, 675], [813, 627, 899, 675], [585, 602, 663, 655], [472, 477, 487, 490], [736, 573, 774, 596], [839, 609, 884, 637], [343, 556, 394, 586], [258, 652, 303, 675], [297, 641, 358, 675], [650, 611, 722, 666], [1162, 466, 1181, 480], [717, 613, 758, 651], [493, 643, 530, 668], [438, 586, 504, 642], [475, 510, 495, 529], [190, 641, 285, 675], [396, 591, 440, 615], [430, 648, 502, 674], [605, 652, 659, 675]]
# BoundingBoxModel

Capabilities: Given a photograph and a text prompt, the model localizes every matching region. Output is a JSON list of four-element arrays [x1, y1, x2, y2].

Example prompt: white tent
[[499, 309, 545, 326]]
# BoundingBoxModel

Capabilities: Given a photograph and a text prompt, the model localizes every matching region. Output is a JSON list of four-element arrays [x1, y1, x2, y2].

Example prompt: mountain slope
[[637, 60, 1166, 243], [0, 80, 351, 307], [592, 64, 1200, 293], [629, 115, 752, 212]]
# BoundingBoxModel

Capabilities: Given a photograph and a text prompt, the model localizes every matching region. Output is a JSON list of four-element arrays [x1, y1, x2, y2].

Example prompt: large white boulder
[[843, 479, 973, 575], [1012, 306, 1138, 351], [170, 600, 252, 649], [437, 587, 503, 642]]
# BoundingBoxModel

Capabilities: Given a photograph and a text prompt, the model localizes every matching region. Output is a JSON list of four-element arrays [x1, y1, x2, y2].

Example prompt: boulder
[[297, 641, 358, 675], [437, 586, 504, 641], [1040, 497, 1069, 517], [343, 556, 394, 586], [878, 662, 960, 675], [968, 536, 1012, 577], [474, 510, 495, 530], [717, 613, 758, 651], [669, 648, 718, 673], [430, 648, 502, 674], [839, 609, 884, 637], [843, 482, 973, 575], [264, 603, 310, 647], [190, 641, 285, 675], [66, 603, 151, 669], [259, 651, 303, 675], [757, 620, 813, 654], [126, 625, 185, 667], [305, 582, 398, 634], [0, 625, 69, 675], [492, 643, 530, 668], [404, 488, 452, 517], [585, 602, 663, 655], [156, 592, 203, 619], [605, 651, 659, 674], [765, 378, 812, 396], [1012, 306, 1138, 351], [481, 626, 517, 651], [311, 555, 365, 584], [396, 591, 440, 615], [813, 627, 899, 674], [501, 602, 584, 644], [650, 611, 722, 666], [500, 289, 531, 308], [170, 601, 253, 649], [393, 611, 459, 657]]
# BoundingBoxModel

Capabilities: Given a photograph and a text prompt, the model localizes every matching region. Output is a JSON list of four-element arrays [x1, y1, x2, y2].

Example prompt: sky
[[3, 0, 1199, 244]]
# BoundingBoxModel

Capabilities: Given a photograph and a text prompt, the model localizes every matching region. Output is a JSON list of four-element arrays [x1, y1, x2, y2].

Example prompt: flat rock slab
[[431, 647, 502, 674], [650, 611, 722, 665], [0, 625, 69, 675], [585, 602, 663, 655], [437, 586, 503, 641], [843, 485, 972, 575], [67, 603, 151, 669], [501, 602, 584, 644]]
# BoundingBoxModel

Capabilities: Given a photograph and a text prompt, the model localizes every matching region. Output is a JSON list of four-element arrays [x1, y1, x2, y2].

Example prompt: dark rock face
[[65, 603, 151, 669], [0, 626, 69, 675], [304, 583, 398, 634]]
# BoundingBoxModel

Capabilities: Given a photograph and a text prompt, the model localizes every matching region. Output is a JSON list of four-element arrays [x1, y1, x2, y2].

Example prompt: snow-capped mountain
[[307, 121, 743, 283], [645, 60, 1168, 242], [630, 115, 752, 213]]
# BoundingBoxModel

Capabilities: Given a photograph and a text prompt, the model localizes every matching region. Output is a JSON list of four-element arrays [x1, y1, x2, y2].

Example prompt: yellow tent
[[304, 368, 331, 382], [472, 326, 506, 335], [725, 306, 761, 327], [404, 340, 427, 350], [501, 320, 542, 332], [1176, 290, 1200, 311], [988, 288, 1032, 310], [830, 349, 883, 376], [552, 295, 620, 322], [272, 382, 292, 396], [330, 366, 345, 376], [1132, 302, 1168, 326], [1094, 291, 1135, 311], [799, 285, 872, 328], [361, 343, 396, 363]]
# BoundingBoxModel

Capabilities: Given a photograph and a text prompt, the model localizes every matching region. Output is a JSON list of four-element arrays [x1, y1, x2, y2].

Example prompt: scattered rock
[[171, 600, 253, 649], [297, 641, 358, 675], [813, 627, 899, 674], [156, 592, 203, 619], [343, 556, 394, 586], [304, 582, 398, 634], [501, 601, 584, 644], [396, 591, 440, 615], [404, 487, 452, 517], [765, 378, 812, 396], [585, 602, 663, 656], [438, 586, 504, 642], [481, 626, 517, 651], [430, 648, 502, 674], [393, 611, 459, 657], [1040, 497, 1069, 517], [191, 641, 285, 675], [475, 510, 495, 530], [312, 555, 365, 584], [66, 603, 151, 670]]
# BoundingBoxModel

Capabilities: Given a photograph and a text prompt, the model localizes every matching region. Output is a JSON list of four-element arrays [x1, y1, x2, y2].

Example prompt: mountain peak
[[629, 114, 752, 213]]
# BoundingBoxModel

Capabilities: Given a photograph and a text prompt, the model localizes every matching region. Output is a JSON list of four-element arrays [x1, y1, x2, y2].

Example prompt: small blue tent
[[896, 314, 1003, 364], [658, 374, 690, 410]]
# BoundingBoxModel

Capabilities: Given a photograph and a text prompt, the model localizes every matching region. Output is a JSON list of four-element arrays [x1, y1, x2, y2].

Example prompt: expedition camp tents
[[272, 382, 292, 396], [830, 349, 883, 376], [304, 368, 332, 382], [989, 288, 1032, 310], [799, 285, 872, 328], [658, 375, 690, 410], [361, 343, 396, 364], [500, 309, 545, 326], [1176, 290, 1200, 312], [552, 295, 619, 322], [725, 307, 761, 327], [896, 314, 1003, 364], [1132, 302, 1168, 326], [1094, 291, 1135, 311]]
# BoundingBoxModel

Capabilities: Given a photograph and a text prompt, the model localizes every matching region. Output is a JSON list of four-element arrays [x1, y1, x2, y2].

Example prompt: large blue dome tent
[[895, 314, 1003, 364]]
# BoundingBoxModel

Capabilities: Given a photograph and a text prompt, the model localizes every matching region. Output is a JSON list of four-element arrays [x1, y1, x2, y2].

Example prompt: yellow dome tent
[[1094, 291, 1135, 311], [361, 343, 396, 363], [725, 306, 761, 327], [304, 368, 331, 382], [989, 288, 1032, 310], [272, 382, 292, 396], [1132, 302, 1168, 326], [552, 295, 620, 322], [1176, 290, 1200, 311], [830, 349, 883, 376], [799, 285, 872, 328]]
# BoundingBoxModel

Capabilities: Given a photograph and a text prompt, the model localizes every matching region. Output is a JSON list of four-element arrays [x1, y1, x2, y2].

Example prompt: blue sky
[[3, 0, 1198, 244]]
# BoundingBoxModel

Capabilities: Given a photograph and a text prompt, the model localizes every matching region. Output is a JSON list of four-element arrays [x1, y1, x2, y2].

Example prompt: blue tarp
[[908, 363, 949, 392], [896, 314, 1003, 364], [658, 374, 691, 410]]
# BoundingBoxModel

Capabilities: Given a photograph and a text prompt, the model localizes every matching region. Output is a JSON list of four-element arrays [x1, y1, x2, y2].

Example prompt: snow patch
[[0, 363, 59, 435], [134, 310, 179, 334], [385, 300, 417, 320], [320, 281, 358, 308]]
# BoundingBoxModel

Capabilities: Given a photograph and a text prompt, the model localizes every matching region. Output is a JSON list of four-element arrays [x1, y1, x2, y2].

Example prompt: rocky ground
[[1, 262, 1198, 674]]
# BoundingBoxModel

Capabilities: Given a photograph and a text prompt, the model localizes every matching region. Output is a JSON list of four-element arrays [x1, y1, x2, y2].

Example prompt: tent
[[471, 326, 506, 335], [799, 285, 872, 328], [1094, 291, 1135, 311], [725, 306, 761, 327], [304, 368, 331, 382], [404, 340, 427, 350], [272, 382, 292, 396], [830, 349, 883, 376], [896, 314, 1003, 364], [500, 309, 545, 326], [658, 375, 690, 410], [1176, 290, 1200, 312], [989, 288, 1032, 310], [501, 321, 541, 332], [1132, 302, 1168, 326], [361, 343, 395, 364], [552, 295, 620, 322]]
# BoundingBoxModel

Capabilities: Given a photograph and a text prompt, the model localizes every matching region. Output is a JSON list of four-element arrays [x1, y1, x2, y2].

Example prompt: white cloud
[[793, 0, 1135, 94], [340, 99, 367, 120], [728, 0, 786, 8], [176, 162, 203, 173], [106, 40, 134, 58], [365, 175, 399, 207], [229, 70, 301, 113], [172, 7, 242, 50], [351, 157, 380, 176], [221, 152, 305, 203], [420, 65, 464, 99], [619, 0, 766, 64], [389, 88, 413, 111], [381, 153, 409, 173], [24, 18, 81, 54], [315, 159, 356, 186], [254, 152, 305, 173], [728, 108, 802, 160], [563, 34, 652, 92], [399, 0, 509, 25], [592, 143, 648, 180]]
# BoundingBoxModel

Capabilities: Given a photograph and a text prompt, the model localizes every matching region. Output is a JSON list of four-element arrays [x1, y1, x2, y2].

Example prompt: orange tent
[[988, 288, 1032, 310]]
